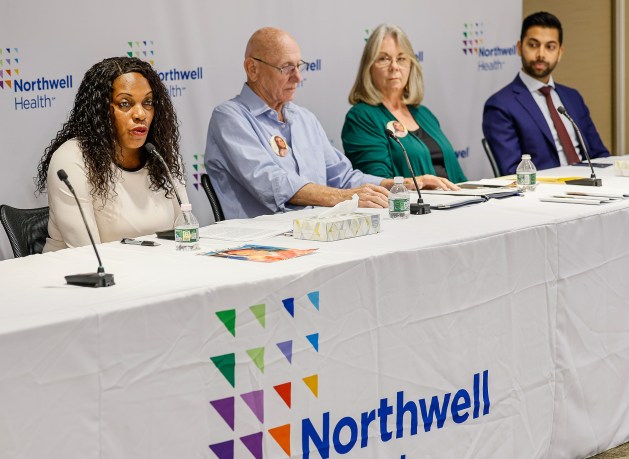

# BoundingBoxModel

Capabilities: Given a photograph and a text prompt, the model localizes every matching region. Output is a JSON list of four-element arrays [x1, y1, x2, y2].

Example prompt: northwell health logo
[[127, 39, 204, 99], [208, 291, 321, 458], [207, 290, 491, 458], [0, 47, 19, 90], [462, 22, 516, 71], [1, 47, 74, 110]]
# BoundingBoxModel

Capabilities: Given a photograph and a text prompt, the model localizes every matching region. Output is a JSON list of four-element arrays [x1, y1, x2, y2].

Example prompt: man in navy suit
[[482, 12, 609, 175]]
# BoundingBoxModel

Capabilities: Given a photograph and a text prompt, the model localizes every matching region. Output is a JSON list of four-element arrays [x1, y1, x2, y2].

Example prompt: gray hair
[[348, 24, 424, 107]]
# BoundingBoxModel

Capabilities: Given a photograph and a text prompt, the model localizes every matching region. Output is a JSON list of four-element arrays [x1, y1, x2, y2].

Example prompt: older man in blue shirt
[[205, 27, 456, 219]]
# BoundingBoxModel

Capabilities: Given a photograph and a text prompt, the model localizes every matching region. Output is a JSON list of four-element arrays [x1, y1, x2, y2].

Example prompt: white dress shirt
[[519, 70, 581, 166]]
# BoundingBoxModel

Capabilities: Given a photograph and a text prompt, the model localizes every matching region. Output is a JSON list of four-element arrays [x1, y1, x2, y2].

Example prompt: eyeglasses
[[252, 57, 310, 75], [373, 55, 411, 68]]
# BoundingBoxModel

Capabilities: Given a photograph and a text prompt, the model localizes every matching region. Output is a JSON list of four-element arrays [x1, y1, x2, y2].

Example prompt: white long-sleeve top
[[44, 139, 187, 252]]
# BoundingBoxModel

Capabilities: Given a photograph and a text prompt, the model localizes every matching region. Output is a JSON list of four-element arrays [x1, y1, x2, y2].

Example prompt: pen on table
[[120, 238, 160, 246]]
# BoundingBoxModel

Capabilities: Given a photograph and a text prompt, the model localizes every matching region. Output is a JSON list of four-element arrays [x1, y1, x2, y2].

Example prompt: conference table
[[1, 159, 629, 459]]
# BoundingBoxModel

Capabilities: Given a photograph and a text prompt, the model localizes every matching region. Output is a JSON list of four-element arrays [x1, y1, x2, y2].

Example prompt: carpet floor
[[590, 442, 629, 458]]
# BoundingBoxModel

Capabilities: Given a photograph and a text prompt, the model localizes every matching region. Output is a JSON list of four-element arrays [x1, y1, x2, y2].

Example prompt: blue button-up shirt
[[204, 84, 382, 219]]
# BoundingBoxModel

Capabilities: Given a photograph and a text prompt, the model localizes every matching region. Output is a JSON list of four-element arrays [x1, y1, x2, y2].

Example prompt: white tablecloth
[[1, 161, 628, 458]]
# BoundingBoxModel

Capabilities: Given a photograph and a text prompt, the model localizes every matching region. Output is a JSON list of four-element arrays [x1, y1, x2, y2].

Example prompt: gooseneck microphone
[[144, 143, 183, 205], [557, 106, 602, 187], [57, 169, 115, 287], [385, 128, 431, 215]]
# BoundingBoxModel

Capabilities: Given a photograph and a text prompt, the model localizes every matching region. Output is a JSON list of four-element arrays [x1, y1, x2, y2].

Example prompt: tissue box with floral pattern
[[293, 213, 381, 242]]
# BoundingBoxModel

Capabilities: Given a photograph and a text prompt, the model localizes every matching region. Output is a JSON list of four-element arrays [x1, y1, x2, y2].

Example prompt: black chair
[[0, 205, 49, 258], [200, 173, 225, 222], [481, 138, 500, 177]]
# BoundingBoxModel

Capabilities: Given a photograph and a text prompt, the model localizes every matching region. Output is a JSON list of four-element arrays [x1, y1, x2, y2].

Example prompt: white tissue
[[317, 194, 359, 218]]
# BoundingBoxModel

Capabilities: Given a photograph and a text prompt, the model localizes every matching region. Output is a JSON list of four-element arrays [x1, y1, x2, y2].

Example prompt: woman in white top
[[35, 57, 188, 252]]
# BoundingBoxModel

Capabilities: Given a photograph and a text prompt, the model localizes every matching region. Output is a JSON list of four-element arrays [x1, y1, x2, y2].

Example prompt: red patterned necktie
[[538, 85, 580, 164]]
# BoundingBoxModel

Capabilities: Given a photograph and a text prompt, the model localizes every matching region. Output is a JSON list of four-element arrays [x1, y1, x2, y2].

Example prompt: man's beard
[[522, 58, 556, 80]]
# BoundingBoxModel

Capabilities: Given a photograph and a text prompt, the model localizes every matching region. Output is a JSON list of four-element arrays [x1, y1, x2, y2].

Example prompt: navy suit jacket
[[482, 75, 609, 175]]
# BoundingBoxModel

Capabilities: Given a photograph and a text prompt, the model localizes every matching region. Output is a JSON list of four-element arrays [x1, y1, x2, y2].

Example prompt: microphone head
[[144, 143, 156, 154], [557, 106, 567, 115], [57, 169, 68, 181], [385, 128, 395, 139]]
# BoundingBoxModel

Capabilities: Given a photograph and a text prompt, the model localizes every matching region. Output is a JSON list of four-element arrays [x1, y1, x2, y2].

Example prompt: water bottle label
[[517, 172, 536, 186], [175, 227, 199, 243], [390, 198, 409, 213]]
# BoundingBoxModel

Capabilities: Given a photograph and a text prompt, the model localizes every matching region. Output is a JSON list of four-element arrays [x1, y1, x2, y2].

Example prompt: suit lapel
[[555, 85, 589, 152], [512, 75, 555, 146]]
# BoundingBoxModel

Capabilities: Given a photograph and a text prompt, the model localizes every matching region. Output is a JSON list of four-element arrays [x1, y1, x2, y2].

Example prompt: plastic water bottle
[[174, 203, 200, 251], [389, 176, 410, 219], [516, 154, 537, 191]]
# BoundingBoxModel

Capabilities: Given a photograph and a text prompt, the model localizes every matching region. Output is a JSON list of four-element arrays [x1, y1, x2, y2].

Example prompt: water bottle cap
[[181, 203, 192, 211], [394, 176, 404, 184], [522, 154, 531, 160]]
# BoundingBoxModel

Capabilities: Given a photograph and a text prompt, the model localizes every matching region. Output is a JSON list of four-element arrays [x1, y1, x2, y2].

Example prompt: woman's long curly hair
[[36, 56, 184, 203]]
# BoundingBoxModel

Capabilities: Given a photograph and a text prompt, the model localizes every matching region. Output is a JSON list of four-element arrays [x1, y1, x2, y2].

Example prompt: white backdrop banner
[[0, 0, 521, 260]]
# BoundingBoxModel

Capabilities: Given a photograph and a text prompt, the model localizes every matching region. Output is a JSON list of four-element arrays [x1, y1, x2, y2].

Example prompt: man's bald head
[[245, 27, 298, 61]]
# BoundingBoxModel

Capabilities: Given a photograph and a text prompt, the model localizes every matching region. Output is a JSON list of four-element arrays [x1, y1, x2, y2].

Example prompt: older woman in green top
[[342, 24, 467, 184]]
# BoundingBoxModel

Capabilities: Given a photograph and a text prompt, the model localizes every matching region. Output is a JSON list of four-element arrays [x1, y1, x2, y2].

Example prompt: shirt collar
[[519, 69, 555, 93], [238, 83, 295, 120]]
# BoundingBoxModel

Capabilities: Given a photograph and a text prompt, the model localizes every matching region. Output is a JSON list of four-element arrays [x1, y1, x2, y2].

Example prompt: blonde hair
[[348, 24, 424, 107]]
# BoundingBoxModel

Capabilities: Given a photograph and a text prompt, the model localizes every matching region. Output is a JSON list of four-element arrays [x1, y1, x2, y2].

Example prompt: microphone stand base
[[65, 273, 115, 288], [410, 202, 431, 215], [565, 178, 603, 187]]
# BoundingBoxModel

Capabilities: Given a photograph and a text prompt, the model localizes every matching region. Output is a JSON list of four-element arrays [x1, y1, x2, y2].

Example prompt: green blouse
[[341, 102, 467, 183]]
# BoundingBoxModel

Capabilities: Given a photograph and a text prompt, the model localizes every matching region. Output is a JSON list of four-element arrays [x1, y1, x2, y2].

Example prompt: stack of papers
[[200, 218, 293, 241], [540, 190, 629, 205]]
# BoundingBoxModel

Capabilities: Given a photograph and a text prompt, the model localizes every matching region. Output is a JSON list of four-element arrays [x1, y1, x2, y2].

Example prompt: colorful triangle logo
[[306, 333, 319, 352], [303, 374, 318, 398], [209, 439, 234, 459], [216, 309, 236, 337], [268, 424, 291, 456], [241, 390, 264, 423], [249, 304, 266, 328], [240, 432, 263, 459], [210, 396, 235, 430], [246, 347, 265, 373], [282, 298, 295, 317], [307, 291, 319, 310], [210, 353, 235, 387], [273, 382, 292, 408], [276, 340, 293, 364]]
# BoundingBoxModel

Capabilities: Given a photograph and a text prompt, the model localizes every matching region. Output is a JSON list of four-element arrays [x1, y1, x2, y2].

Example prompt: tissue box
[[293, 213, 381, 242]]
